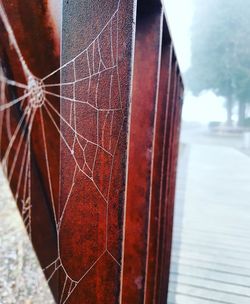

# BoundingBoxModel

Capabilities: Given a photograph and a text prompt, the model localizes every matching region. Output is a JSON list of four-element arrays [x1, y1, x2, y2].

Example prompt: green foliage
[[185, 0, 250, 104]]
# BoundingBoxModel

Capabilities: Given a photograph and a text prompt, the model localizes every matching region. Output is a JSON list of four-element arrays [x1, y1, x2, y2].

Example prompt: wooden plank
[[169, 145, 250, 304]]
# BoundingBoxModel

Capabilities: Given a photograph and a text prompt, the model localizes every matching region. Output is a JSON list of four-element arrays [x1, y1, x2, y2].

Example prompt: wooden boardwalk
[[168, 143, 250, 304]]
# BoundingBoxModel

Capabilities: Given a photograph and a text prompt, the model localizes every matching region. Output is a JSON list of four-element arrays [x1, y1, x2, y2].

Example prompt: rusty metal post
[[120, 1, 163, 302]]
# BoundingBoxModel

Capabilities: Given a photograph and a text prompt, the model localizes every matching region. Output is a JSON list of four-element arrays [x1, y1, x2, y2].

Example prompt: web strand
[[0, 0, 124, 301]]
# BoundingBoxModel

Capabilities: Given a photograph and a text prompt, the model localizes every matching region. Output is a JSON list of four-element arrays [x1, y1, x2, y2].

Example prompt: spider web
[[0, 1, 124, 302]]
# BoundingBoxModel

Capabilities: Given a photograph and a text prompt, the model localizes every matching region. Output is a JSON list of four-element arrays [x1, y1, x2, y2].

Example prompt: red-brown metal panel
[[120, 1, 164, 303], [144, 21, 172, 304], [0, 0, 60, 299], [156, 62, 183, 304], [57, 0, 136, 303]]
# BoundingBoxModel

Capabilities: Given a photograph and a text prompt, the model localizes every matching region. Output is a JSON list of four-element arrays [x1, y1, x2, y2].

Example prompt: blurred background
[[165, 0, 250, 303]]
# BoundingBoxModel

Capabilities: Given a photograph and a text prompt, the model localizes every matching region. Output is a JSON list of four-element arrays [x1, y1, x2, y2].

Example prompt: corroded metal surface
[[58, 0, 135, 302], [145, 21, 173, 304], [120, 2, 163, 302], [0, 0, 183, 303], [0, 0, 60, 299]]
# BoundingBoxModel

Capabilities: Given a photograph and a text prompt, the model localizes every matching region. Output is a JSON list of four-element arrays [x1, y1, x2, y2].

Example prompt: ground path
[[168, 138, 250, 303]]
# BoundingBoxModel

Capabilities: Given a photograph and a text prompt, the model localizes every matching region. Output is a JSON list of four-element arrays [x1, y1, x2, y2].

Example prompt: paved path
[[168, 144, 250, 303], [0, 168, 54, 304]]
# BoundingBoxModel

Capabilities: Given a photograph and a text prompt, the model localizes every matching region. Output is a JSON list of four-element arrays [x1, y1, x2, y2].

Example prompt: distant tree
[[185, 0, 250, 126]]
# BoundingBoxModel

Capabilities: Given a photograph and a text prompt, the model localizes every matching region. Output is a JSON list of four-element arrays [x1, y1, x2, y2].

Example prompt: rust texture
[[0, 0, 183, 303], [58, 0, 135, 302], [0, 0, 60, 299], [120, 2, 183, 303], [120, 1, 164, 302]]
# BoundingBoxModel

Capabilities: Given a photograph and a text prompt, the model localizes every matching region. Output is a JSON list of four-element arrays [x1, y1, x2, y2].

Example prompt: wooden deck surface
[[168, 142, 250, 304]]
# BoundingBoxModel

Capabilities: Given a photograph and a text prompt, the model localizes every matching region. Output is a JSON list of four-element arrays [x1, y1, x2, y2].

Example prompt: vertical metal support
[[145, 20, 173, 304], [59, 0, 136, 302], [120, 1, 163, 303], [0, 0, 60, 300]]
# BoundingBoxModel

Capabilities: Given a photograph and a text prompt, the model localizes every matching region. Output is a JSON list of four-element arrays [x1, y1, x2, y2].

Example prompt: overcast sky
[[164, 0, 193, 72], [163, 0, 227, 123]]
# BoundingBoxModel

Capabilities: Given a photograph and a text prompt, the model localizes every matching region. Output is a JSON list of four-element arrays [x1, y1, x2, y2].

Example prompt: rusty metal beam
[[120, 1, 163, 303]]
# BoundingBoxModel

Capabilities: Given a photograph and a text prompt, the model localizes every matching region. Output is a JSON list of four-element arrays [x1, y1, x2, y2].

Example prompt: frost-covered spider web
[[0, 0, 124, 302]]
